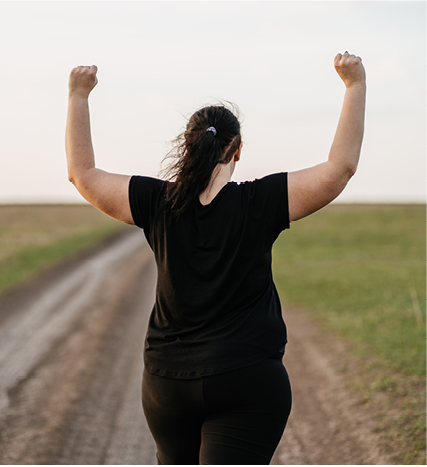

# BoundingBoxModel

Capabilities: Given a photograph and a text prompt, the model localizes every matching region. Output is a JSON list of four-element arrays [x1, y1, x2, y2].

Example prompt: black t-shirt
[[129, 173, 290, 379]]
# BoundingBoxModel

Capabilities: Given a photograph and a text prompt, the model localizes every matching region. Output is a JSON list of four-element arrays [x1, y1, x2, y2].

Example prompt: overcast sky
[[0, 1, 425, 203]]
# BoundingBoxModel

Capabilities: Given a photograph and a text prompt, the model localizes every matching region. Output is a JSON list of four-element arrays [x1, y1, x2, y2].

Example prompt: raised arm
[[66, 65, 134, 224], [288, 52, 366, 221]]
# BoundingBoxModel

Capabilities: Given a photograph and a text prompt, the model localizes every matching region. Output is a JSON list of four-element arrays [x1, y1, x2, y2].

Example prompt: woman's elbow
[[67, 172, 87, 195], [67, 163, 78, 184], [67, 168, 92, 188], [348, 159, 359, 178]]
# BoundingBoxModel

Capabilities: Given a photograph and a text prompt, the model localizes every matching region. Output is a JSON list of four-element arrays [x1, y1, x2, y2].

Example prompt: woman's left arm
[[287, 52, 366, 222], [65, 65, 134, 224]]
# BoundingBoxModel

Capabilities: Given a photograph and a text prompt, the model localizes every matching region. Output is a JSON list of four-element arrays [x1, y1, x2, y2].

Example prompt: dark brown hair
[[161, 104, 241, 215]]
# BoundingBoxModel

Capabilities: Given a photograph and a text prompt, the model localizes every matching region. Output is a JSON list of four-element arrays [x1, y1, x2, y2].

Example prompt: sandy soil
[[0, 229, 394, 464]]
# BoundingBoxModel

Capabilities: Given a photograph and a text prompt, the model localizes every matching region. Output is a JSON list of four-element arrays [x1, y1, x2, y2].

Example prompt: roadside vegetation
[[0, 204, 127, 296], [273, 203, 426, 464]]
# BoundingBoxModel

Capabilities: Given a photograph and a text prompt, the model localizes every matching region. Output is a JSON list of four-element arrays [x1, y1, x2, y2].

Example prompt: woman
[[66, 52, 366, 465]]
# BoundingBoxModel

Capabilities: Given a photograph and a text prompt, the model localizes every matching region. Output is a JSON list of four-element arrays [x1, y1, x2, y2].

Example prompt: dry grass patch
[[0, 204, 128, 295]]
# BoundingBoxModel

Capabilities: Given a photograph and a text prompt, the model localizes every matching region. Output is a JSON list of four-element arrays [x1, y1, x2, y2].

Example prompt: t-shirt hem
[[143, 346, 286, 380]]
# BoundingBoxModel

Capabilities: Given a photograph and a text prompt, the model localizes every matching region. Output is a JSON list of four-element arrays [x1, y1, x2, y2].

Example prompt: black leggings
[[141, 356, 292, 465]]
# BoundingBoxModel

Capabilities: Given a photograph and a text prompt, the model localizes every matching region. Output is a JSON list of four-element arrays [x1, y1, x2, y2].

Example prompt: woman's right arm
[[288, 52, 366, 222], [65, 65, 134, 225]]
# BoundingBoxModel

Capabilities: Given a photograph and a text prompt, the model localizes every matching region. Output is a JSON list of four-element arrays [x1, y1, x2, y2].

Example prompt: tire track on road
[[271, 307, 393, 465], [0, 229, 157, 464]]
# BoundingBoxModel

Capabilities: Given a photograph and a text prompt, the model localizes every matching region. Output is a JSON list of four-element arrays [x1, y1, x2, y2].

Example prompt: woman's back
[[129, 172, 290, 379]]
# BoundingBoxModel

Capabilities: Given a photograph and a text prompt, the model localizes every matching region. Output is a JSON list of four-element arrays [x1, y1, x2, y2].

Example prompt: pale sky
[[0, 1, 425, 203]]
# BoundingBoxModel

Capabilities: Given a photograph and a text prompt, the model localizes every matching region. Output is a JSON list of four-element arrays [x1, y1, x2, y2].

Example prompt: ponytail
[[161, 105, 241, 215]]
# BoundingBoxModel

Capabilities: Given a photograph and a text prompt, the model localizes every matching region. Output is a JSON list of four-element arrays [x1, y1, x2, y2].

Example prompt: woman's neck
[[199, 160, 235, 205]]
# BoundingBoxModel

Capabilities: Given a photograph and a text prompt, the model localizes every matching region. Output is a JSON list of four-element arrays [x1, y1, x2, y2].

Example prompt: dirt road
[[0, 229, 392, 464]]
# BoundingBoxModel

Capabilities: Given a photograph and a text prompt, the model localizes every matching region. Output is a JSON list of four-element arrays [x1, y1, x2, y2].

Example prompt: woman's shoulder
[[235, 172, 288, 193], [130, 175, 168, 192]]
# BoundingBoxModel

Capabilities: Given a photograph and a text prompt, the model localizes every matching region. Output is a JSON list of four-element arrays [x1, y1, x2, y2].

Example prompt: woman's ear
[[234, 142, 243, 162]]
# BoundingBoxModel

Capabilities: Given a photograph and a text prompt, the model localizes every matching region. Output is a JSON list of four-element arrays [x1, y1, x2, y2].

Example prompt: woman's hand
[[69, 65, 98, 99], [334, 52, 366, 89]]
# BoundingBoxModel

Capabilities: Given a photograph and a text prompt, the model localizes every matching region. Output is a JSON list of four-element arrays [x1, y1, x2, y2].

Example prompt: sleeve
[[252, 172, 290, 239], [128, 175, 167, 230]]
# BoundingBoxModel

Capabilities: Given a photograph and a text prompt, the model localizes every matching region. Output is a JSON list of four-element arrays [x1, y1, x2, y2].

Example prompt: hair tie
[[206, 127, 217, 136]]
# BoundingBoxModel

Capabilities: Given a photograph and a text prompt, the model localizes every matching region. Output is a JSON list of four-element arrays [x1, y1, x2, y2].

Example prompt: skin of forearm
[[65, 95, 96, 185], [328, 83, 366, 178]]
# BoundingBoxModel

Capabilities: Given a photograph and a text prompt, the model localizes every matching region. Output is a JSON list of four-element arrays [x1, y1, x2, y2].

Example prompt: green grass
[[273, 203, 425, 375], [272, 203, 426, 464], [0, 204, 127, 296]]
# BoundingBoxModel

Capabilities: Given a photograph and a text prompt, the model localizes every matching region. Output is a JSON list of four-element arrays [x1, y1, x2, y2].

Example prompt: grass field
[[0, 204, 127, 296], [272, 203, 426, 464]]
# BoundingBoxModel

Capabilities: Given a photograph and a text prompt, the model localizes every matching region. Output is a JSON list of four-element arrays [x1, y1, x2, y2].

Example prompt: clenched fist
[[334, 52, 366, 89], [69, 65, 98, 98]]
